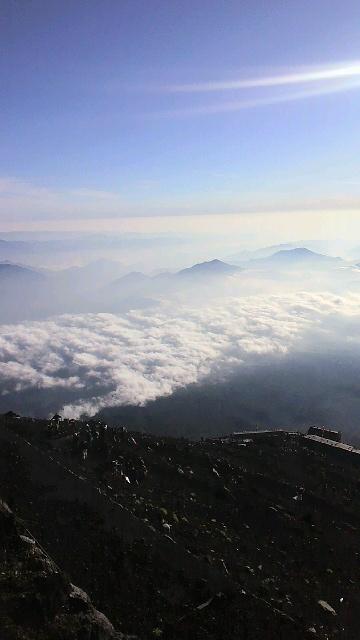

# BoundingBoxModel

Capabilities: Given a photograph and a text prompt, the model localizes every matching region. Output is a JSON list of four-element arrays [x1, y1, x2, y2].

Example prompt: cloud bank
[[0, 291, 359, 419]]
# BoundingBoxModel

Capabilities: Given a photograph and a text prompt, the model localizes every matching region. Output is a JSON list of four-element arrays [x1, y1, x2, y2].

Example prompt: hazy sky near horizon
[[2, 1, 360, 238]]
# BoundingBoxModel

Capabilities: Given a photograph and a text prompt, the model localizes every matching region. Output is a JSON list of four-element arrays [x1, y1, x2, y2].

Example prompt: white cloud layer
[[0, 291, 359, 418]]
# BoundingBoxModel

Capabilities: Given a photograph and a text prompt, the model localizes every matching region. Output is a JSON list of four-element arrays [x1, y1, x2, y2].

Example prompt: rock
[[318, 599, 337, 615], [20, 534, 36, 545], [0, 501, 129, 639], [244, 565, 255, 575], [69, 583, 91, 612]]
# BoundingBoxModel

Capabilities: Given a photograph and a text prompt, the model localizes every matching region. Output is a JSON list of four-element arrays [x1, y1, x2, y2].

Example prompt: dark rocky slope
[[1, 415, 360, 638], [0, 498, 133, 639]]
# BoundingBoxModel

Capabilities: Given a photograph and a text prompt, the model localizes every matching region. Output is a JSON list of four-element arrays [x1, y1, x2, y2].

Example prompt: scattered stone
[[318, 600, 337, 615]]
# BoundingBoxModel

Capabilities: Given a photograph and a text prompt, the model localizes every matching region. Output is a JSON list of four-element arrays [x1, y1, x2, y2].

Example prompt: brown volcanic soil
[[1, 416, 360, 639]]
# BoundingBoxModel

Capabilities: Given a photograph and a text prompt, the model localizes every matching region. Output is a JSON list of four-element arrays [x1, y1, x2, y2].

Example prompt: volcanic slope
[[0, 497, 134, 640], [0, 415, 359, 639]]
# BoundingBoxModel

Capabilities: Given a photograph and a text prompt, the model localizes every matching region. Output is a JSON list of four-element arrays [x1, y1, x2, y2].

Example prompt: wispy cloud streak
[[157, 79, 360, 118], [166, 62, 360, 93]]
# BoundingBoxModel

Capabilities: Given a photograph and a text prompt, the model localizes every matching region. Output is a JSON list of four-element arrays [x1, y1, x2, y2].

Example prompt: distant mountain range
[[0, 251, 350, 324], [0, 233, 187, 261], [0, 259, 128, 291], [49, 259, 126, 291], [228, 243, 347, 265], [246, 247, 344, 269], [109, 259, 240, 289], [229, 243, 298, 263], [0, 257, 242, 323], [111, 271, 151, 288], [0, 262, 45, 285], [0, 238, 29, 252]]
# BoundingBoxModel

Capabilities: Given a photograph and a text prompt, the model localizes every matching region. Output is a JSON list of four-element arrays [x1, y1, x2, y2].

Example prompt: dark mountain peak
[[229, 242, 298, 263], [273, 247, 318, 259], [111, 271, 150, 287], [178, 259, 240, 277], [0, 262, 45, 280], [60, 258, 123, 275], [256, 247, 343, 266], [84, 257, 123, 269]]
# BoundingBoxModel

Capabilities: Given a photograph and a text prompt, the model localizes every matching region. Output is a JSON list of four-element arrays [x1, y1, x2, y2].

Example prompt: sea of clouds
[[0, 290, 359, 418]]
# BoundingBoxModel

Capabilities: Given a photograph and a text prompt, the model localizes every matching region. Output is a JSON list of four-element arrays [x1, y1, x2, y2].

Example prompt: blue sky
[[2, 0, 360, 239]]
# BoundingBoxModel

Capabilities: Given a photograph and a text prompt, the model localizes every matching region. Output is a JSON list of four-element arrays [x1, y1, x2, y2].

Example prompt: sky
[[2, 0, 360, 240]]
